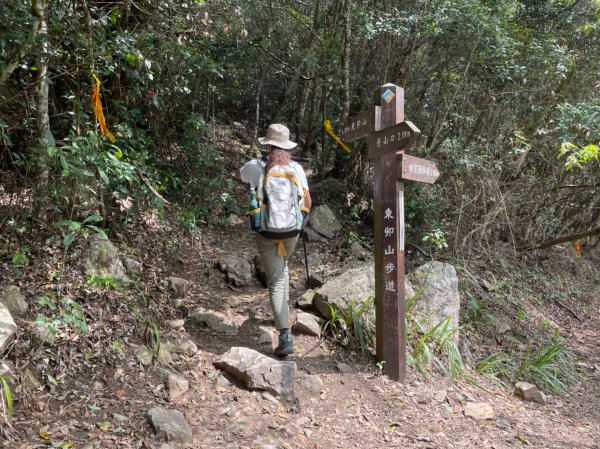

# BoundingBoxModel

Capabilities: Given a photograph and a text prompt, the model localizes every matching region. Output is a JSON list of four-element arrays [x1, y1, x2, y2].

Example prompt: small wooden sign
[[368, 121, 420, 159], [338, 107, 381, 142], [397, 154, 440, 184]]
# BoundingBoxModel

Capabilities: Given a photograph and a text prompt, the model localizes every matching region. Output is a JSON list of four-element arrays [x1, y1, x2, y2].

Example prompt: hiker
[[238, 124, 312, 356]]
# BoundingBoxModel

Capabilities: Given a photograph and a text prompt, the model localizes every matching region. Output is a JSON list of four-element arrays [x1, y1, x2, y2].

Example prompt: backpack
[[256, 164, 304, 239]]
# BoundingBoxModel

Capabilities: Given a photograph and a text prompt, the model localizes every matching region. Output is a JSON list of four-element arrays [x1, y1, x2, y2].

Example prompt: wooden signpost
[[334, 83, 439, 382]]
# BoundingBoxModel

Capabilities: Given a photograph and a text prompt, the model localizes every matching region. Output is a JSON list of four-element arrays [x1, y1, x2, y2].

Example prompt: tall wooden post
[[335, 82, 429, 382], [373, 84, 406, 382]]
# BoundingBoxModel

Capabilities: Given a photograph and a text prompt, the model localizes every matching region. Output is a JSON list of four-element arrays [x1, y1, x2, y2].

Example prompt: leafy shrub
[[36, 292, 89, 335]]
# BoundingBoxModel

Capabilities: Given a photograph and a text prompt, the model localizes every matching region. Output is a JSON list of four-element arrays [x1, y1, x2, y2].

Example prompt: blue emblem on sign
[[382, 89, 396, 103]]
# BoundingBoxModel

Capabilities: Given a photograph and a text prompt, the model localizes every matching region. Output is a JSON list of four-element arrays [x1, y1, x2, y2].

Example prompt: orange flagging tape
[[91, 72, 116, 143]]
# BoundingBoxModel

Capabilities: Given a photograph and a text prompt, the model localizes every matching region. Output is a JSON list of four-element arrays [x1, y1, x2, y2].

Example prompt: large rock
[[0, 304, 17, 353], [168, 277, 191, 296], [305, 228, 328, 243], [514, 381, 546, 404], [313, 262, 414, 321], [0, 285, 28, 315], [292, 311, 321, 337], [174, 340, 198, 356], [85, 235, 127, 280], [147, 408, 193, 443], [152, 368, 189, 401], [189, 307, 239, 335], [217, 258, 254, 286], [464, 402, 495, 420], [308, 205, 342, 239], [137, 346, 154, 367], [296, 290, 315, 309], [122, 257, 142, 278], [408, 262, 460, 330], [32, 323, 56, 346], [0, 361, 13, 379], [313, 263, 375, 320], [214, 347, 296, 400]]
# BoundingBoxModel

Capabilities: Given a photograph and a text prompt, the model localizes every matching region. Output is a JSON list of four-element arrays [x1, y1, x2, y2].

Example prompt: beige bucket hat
[[258, 124, 297, 150]]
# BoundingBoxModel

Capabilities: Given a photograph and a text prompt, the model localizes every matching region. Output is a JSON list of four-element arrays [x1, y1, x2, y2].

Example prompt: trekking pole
[[301, 212, 310, 287], [302, 228, 310, 288]]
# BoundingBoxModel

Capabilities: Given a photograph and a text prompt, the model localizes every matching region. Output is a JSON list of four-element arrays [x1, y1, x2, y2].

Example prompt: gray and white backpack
[[256, 164, 304, 239]]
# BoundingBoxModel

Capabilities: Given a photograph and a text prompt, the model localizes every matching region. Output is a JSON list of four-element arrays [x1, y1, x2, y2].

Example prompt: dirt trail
[[163, 230, 600, 449], [2, 223, 599, 449]]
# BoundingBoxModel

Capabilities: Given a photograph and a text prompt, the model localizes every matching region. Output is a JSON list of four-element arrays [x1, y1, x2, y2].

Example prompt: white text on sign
[[408, 163, 440, 178], [376, 130, 412, 148]]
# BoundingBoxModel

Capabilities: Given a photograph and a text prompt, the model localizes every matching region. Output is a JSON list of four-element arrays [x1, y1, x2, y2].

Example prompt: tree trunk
[[340, 0, 351, 122], [33, 0, 51, 218], [0, 1, 45, 85], [533, 226, 600, 250]]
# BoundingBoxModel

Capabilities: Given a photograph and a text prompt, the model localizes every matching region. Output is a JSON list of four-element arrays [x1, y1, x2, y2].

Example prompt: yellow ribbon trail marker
[[324, 120, 352, 153]]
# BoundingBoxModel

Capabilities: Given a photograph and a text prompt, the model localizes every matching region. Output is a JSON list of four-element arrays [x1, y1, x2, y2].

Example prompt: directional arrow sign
[[367, 121, 420, 159], [338, 107, 381, 142], [397, 153, 440, 184]]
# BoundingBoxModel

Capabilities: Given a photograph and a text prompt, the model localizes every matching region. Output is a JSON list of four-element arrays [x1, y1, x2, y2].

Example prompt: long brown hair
[[265, 146, 290, 172]]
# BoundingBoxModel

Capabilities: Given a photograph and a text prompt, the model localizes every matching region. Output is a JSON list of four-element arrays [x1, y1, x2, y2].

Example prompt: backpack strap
[[263, 170, 302, 191]]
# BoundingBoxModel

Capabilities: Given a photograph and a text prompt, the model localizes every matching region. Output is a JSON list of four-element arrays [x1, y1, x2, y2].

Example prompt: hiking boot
[[274, 332, 294, 356]]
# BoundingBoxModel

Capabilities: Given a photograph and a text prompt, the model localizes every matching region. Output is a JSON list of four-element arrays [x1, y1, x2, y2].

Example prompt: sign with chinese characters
[[338, 107, 380, 142], [382, 205, 399, 294], [397, 154, 440, 184], [367, 120, 420, 159], [331, 83, 439, 383]]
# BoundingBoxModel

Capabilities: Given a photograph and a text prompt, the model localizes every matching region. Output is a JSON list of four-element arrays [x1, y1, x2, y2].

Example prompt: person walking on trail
[[238, 124, 312, 356]]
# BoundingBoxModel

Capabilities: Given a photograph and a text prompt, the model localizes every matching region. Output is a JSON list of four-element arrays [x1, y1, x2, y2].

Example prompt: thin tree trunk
[[253, 79, 262, 145], [340, 0, 351, 122], [36, 0, 50, 144], [33, 0, 51, 219], [533, 226, 600, 250], [0, 1, 44, 85]]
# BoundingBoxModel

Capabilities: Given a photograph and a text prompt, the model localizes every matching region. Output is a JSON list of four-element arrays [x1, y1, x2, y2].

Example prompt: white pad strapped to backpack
[[256, 164, 308, 239]]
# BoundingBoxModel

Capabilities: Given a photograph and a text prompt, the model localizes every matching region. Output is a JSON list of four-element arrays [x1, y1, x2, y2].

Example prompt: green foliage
[[406, 315, 467, 380], [111, 340, 124, 358], [476, 339, 576, 394], [0, 374, 13, 421], [36, 292, 89, 335], [405, 184, 443, 232], [422, 228, 449, 252], [517, 341, 576, 394], [85, 272, 120, 291], [321, 296, 375, 354], [11, 246, 29, 266], [476, 351, 513, 389], [164, 114, 237, 225], [53, 215, 106, 248], [558, 142, 599, 171], [151, 322, 161, 359]]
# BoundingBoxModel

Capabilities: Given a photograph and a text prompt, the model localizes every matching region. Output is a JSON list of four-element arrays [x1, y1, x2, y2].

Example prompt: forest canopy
[[1, 0, 599, 252]]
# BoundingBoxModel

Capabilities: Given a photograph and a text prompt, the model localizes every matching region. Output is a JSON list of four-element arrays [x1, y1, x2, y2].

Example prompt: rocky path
[[1, 223, 599, 449], [130, 228, 600, 449]]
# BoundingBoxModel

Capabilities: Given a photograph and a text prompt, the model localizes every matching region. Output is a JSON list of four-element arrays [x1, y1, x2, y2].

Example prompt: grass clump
[[0, 374, 13, 422], [477, 335, 576, 394], [406, 315, 467, 381], [321, 296, 375, 355]]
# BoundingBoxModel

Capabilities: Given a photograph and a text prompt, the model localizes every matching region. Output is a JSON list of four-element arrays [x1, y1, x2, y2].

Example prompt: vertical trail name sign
[[335, 84, 439, 382]]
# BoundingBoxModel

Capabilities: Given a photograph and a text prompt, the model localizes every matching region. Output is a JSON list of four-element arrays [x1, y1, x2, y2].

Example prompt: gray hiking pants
[[255, 233, 299, 331]]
